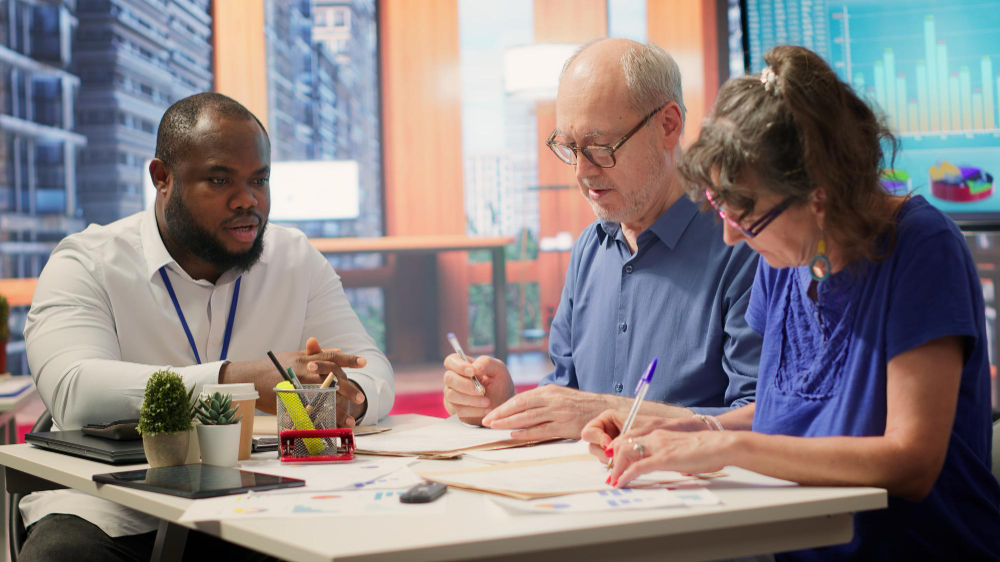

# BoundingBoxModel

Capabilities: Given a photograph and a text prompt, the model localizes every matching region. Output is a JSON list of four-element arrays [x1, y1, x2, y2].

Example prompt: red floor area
[[388, 385, 537, 418]]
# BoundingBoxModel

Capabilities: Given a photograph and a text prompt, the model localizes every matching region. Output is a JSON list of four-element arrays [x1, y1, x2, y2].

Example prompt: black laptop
[[26, 430, 146, 465]]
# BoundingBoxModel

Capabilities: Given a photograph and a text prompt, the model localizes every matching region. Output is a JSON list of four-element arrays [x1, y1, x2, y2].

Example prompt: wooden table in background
[[0, 235, 515, 364], [312, 235, 515, 363]]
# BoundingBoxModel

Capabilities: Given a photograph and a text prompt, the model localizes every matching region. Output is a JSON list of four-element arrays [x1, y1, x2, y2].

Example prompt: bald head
[[559, 38, 686, 128]]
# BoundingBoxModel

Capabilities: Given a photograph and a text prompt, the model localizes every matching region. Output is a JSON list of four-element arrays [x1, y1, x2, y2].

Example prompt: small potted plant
[[195, 392, 243, 466], [0, 293, 9, 373], [138, 370, 196, 468]]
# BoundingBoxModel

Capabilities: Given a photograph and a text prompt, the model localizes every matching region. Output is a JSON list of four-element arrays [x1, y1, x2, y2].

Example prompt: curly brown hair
[[678, 45, 902, 263]]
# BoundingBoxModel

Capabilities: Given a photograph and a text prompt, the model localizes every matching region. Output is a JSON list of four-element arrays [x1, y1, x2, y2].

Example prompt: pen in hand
[[607, 357, 658, 471], [445, 332, 486, 396]]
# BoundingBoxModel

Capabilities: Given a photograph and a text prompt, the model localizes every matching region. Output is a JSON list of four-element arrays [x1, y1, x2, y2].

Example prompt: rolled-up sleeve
[[24, 241, 220, 430], [689, 244, 761, 416], [710, 244, 762, 413], [540, 238, 582, 389]]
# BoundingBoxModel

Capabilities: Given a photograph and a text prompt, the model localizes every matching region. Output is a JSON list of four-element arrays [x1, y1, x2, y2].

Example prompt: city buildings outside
[[0, 0, 655, 372], [0, 0, 386, 372], [0, 0, 87, 372], [75, 0, 214, 226]]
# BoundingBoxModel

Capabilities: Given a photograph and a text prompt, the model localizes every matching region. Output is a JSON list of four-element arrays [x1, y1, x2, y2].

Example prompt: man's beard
[[582, 161, 666, 225], [164, 188, 267, 274]]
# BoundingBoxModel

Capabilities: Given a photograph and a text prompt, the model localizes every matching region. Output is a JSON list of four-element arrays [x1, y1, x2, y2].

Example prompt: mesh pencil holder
[[275, 382, 355, 462]]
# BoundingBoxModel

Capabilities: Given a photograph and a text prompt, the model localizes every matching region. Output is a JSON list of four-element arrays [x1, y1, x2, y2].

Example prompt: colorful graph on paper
[[745, 0, 1000, 218]]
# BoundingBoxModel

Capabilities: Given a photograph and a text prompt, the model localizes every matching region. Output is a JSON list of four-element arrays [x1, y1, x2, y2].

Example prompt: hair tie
[[760, 66, 780, 96]]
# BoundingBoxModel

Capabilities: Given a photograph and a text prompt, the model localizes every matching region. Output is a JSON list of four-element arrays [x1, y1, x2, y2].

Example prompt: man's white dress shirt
[[21, 207, 394, 536]]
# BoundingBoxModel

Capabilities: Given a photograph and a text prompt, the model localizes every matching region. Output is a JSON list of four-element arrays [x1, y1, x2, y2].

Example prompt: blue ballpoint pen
[[607, 357, 658, 471]]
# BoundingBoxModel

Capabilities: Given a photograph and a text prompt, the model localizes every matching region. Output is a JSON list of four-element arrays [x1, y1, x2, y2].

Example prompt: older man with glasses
[[441, 38, 762, 440]]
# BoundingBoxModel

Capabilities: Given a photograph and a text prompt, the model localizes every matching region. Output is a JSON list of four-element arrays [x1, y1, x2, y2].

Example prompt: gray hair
[[560, 40, 687, 131]]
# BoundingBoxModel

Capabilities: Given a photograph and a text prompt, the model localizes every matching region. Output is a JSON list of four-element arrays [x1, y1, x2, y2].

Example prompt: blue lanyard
[[158, 266, 241, 364]]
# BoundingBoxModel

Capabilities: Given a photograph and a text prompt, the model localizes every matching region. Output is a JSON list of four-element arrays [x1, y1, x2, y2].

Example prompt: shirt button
[[615, 382, 624, 393], [625, 265, 633, 274], [620, 322, 627, 332]]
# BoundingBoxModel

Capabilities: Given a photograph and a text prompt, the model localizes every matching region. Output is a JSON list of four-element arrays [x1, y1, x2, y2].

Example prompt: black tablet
[[93, 464, 305, 499]]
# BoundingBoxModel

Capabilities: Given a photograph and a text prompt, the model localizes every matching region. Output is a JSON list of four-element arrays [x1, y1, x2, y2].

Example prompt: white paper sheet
[[421, 455, 716, 497], [237, 456, 414, 493], [179, 488, 446, 522], [463, 440, 590, 463], [490, 488, 719, 514], [355, 415, 519, 453]]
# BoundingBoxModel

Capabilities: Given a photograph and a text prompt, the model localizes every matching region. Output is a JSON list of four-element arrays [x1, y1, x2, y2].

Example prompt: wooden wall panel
[[380, 0, 468, 359], [212, 0, 269, 126], [534, 0, 607, 44], [534, 0, 607, 333], [647, 0, 720, 143]]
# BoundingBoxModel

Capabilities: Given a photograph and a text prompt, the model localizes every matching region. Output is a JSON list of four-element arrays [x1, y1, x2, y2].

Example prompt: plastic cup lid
[[201, 382, 259, 401]]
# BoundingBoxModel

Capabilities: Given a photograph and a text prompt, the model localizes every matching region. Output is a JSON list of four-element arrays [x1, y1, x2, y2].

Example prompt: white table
[[1, 415, 887, 561], [0, 380, 36, 558]]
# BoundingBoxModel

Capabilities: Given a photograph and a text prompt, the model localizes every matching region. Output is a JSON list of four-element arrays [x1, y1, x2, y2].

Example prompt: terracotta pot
[[142, 431, 191, 468]]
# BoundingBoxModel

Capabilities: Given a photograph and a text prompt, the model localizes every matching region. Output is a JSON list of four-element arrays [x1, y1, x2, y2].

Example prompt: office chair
[[9, 410, 52, 562]]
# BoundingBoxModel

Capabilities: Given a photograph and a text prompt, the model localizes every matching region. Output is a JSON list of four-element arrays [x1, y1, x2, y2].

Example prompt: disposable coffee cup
[[201, 383, 259, 460]]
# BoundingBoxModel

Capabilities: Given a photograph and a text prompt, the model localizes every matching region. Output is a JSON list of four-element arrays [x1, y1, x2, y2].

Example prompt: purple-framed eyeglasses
[[704, 189, 795, 239]]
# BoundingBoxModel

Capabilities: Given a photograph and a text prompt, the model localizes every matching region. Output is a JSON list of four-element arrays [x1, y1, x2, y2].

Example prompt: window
[[458, 0, 648, 348]]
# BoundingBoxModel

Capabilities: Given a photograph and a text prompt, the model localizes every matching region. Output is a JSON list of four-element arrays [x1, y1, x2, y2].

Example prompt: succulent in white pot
[[195, 392, 244, 467]]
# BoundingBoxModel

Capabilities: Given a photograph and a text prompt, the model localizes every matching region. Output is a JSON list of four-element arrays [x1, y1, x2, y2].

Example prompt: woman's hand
[[582, 409, 711, 461], [606, 429, 737, 487]]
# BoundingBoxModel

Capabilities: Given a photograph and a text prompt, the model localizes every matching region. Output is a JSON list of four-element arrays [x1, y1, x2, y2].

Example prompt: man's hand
[[480, 385, 614, 441], [581, 409, 707, 461], [297, 337, 368, 427], [222, 336, 368, 427], [442, 355, 516, 425]]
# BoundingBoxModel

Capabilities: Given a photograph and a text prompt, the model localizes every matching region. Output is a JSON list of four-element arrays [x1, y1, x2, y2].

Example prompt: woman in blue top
[[582, 45, 1000, 559]]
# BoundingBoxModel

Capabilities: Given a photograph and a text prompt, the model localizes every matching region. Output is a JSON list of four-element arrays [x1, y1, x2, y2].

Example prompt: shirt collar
[[595, 195, 700, 250], [141, 206, 175, 282], [647, 196, 699, 249], [140, 206, 269, 283]]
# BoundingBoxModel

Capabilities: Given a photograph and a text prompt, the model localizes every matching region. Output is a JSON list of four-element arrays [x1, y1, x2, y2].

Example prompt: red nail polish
[[612, 479, 618, 486], [605, 447, 614, 457], [605, 476, 611, 484]]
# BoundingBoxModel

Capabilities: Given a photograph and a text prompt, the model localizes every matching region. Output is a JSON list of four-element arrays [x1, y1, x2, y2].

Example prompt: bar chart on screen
[[829, 1, 1000, 140], [826, 1, 1000, 217], [747, 0, 1000, 217]]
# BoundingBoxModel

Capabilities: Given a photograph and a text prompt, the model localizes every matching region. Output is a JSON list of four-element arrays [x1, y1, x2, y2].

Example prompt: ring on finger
[[632, 442, 645, 459]]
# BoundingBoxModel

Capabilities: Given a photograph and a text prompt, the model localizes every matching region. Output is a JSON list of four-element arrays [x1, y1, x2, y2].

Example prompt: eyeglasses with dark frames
[[705, 189, 795, 239], [546, 104, 666, 169]]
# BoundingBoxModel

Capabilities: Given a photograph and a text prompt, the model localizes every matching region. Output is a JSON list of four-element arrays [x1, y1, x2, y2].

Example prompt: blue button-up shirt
[[540, 196, 761, 415]]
